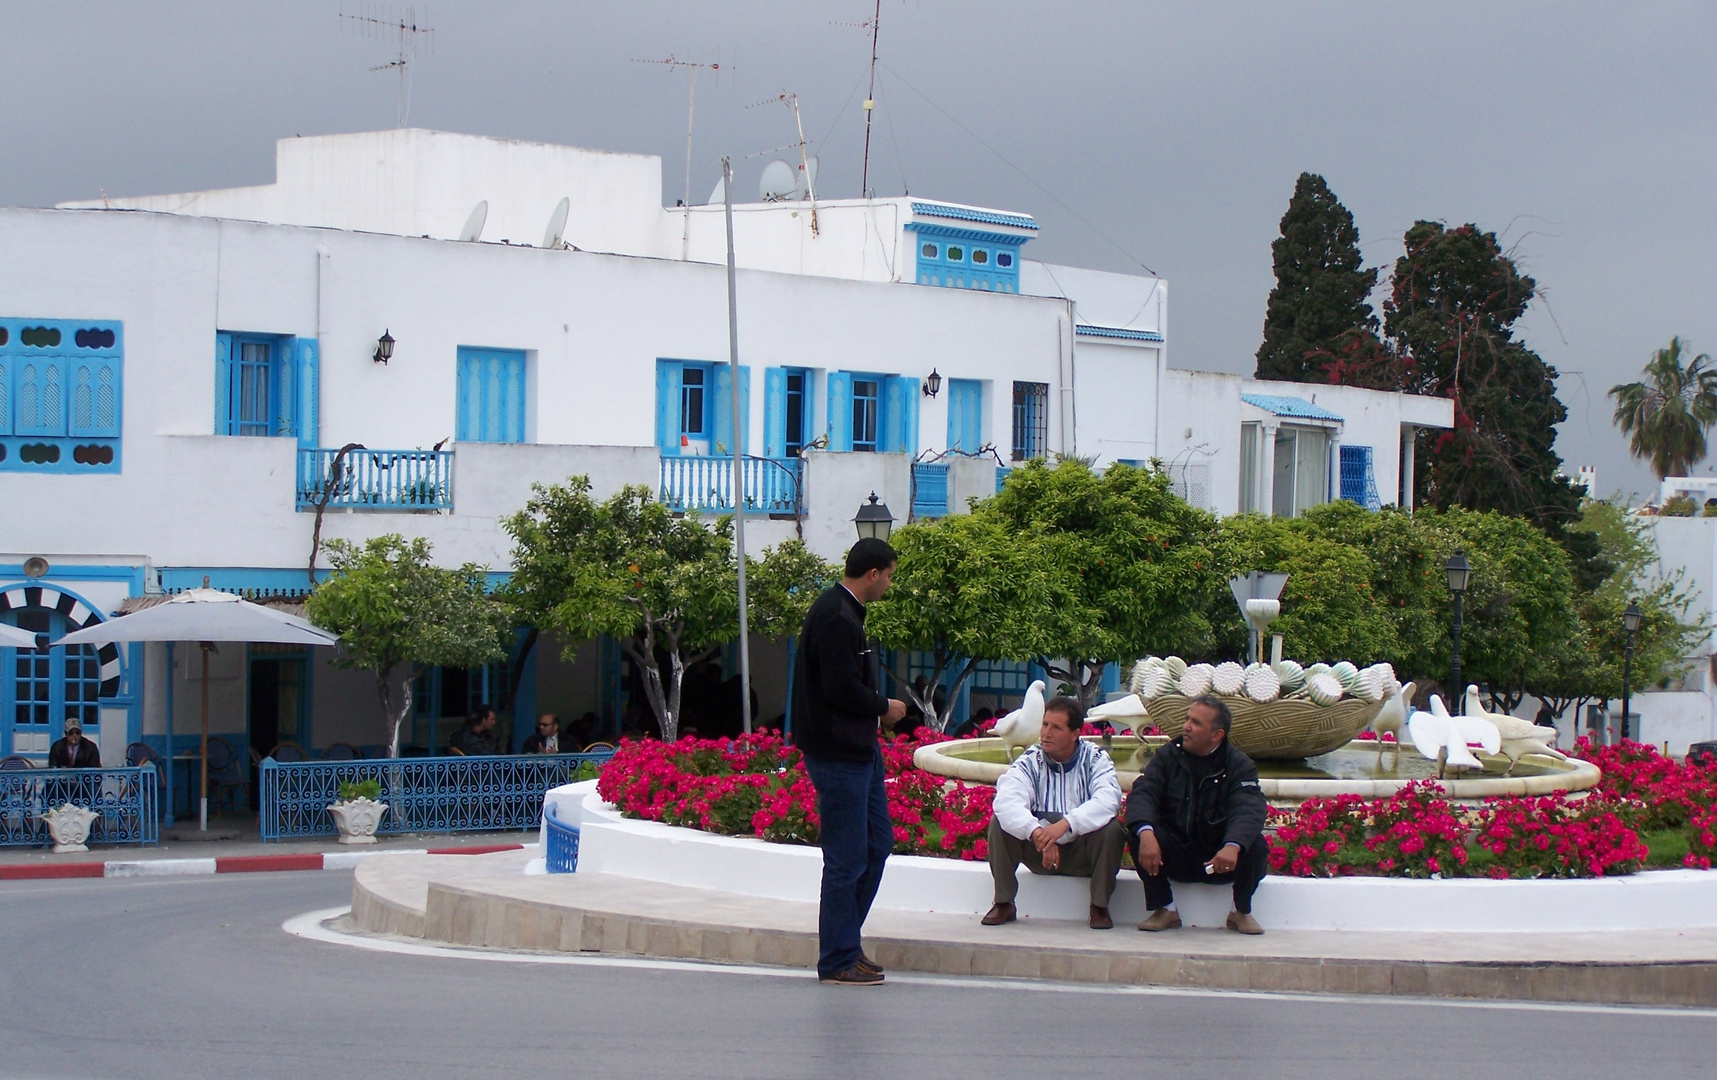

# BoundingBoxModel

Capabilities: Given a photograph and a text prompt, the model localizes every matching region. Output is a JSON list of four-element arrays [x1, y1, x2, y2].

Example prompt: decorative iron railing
[[0, 765, 159, 847], [912, 462, 950, 519], [257, 751, 613, 841], [543, 804, 581, 873], [659, 455, 802, 515], [295, 447, 454, 511]]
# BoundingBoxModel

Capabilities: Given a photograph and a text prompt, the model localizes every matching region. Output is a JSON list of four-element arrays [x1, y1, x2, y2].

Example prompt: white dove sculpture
[[1406, 693, 1501, 778], [1461, 685, 1570, 775], [1087, 693, 1152, 738], [993, 679, 1047, 759], [1368, 681, 1417, 762]]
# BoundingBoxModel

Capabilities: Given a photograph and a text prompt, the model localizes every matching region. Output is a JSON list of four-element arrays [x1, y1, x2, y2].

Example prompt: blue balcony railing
[[912, 463, 950, 519], [257, 751, 613, 841], [0, 765, 159, 847], [659, 455, 803, 515], [295, 447, 454, 511]]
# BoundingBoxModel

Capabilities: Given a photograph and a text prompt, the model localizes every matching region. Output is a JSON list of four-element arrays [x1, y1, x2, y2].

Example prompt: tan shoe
[[981, 902, 1017, 926], [1226, 911, 1264, 935], [1137, 908, 1182, 932], [1088, 905, 1113, 930]]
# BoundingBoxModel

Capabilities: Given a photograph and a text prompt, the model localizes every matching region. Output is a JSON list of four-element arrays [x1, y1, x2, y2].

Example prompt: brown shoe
[[819, 964, 885, 986], [981, 902, 1017, 926], [1137, 908, 1182, 932], [856, 953, 884, 975], [1226, 911, 1264, 935], [1088, 905, 1114, 930]]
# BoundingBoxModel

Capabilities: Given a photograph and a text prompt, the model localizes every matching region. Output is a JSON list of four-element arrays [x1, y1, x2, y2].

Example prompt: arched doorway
[[0, 585, 121, 759]]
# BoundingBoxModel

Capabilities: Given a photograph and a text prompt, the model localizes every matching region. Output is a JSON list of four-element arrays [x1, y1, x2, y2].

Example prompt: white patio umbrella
[[55, 588, 339, 831], [0, 622, 42, 649]]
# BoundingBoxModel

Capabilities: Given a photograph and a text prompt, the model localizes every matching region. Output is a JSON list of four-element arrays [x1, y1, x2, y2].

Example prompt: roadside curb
[[0, 844, 526, 881]]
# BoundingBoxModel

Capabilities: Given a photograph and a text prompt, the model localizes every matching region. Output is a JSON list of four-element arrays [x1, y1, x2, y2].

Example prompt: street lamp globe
[[1444, 550, 1471, 594], [853, 492, 895, 541], [1623, 602, 1643, 634]]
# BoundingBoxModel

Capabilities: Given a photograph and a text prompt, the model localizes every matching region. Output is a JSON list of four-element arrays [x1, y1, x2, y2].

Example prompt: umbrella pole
[[200, 642, 211, 832]]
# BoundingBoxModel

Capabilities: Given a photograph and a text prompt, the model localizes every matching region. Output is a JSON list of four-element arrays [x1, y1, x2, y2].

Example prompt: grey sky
[[4, 1, 1712, 500]]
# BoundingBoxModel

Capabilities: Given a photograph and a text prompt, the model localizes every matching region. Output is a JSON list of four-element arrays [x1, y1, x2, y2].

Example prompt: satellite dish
[[706, 177, 726, 205], [795, 155, 819, 201], [759, 160, 796, 202], [458, 200, 488, 242], [540, 196, 570, 248]]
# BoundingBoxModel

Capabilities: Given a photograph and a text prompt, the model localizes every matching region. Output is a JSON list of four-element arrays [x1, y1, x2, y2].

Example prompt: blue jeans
[[801, 748, 893, 978]]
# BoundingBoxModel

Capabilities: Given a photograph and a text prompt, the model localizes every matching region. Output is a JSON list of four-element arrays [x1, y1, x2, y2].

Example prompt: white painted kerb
[[544, 781, 1717, 932]]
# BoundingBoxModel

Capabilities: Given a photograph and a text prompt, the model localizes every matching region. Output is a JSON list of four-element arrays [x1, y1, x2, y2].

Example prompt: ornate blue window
[[457, 347, 528, 443], [0, 319, 123, 474], [906, 214, 1033, 292]]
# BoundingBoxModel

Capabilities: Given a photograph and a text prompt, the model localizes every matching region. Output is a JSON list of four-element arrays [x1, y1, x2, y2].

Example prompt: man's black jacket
[[1124, 736, 1266, 854], [791, 585, 888, 762], [48, 737, 101, 768]]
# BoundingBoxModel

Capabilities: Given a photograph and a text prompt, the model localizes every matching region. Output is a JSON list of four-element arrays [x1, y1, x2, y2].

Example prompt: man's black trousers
[[1130, 827, 1268, 915]]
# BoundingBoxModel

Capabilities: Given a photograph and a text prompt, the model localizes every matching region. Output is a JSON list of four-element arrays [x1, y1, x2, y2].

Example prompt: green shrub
[[1661, 495, 1696, 517], [337, 779, 382, 802]]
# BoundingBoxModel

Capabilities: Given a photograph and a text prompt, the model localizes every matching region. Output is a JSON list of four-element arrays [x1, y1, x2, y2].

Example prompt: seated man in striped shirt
[[982, 696, 1127, 930]]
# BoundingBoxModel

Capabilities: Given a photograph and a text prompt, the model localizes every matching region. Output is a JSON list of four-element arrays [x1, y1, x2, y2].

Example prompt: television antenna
[[833, 1, 883, 198], [746, 91, 819, 236], [633, 52, 721, 260], [341, 5, 435, 127]]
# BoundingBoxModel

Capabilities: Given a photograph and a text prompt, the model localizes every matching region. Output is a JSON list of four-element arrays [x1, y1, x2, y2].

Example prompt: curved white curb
[[544, 781, 1717, 933]]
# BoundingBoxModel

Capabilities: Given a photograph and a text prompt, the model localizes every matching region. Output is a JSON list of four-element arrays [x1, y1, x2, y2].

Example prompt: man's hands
[[1028, 820, 1072, 870], [1208, 843, 1240, 875], [1135, 829, 1163, 875], [883, 698, 908, 725]]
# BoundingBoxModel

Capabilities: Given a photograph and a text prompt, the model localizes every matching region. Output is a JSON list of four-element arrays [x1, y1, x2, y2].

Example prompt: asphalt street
[[2, 872, 1714, 1080]]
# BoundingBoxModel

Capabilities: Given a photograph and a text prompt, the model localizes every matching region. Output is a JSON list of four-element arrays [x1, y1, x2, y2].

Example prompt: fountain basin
[[912, 735, 1601, 802]]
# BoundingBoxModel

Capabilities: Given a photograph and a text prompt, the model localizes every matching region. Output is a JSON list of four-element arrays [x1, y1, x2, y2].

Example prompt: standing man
[[792, 537, 907, 986], [1126, 694, 1269, 934], [983, 697, 1127, 929]]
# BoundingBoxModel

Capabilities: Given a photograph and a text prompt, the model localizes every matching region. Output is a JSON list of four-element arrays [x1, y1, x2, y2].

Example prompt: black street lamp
[[853, 492, 895, 541], [372, 329, 395, 365], [1621, 601, 1643, 742], [1445, 550, 1471, 713], [922, 368, 942, 398]]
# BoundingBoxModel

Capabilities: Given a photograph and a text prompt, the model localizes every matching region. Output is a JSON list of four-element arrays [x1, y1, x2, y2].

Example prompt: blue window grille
[[216, 333, 302, 438], [1339, 444, 1383, 511], [912, 462, 950, 519], [0, 319, 123, 474], [947, 378, 983, 452], [0, 765, 159, 847], [908, 222, 1028, 292], [257, 750, 614, 840], [971, 659, 1032, 696], [852, 378, 880, 451], [995, 466, 1013, 493], [1011, 381, 1048, 461], [456, 347, 527, 443]]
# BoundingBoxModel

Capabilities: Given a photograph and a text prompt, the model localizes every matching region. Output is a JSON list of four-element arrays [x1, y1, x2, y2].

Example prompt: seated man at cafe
[[450, 705, 500, 756], [48, 716, 101, 768], [983, 697, 1127, 930], [521, 713, 561, 754], [1125, 693, 1269, 935]]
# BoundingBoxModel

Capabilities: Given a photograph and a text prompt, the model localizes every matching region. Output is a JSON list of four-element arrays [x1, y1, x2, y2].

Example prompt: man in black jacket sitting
[[791, 538, 907, 986], [1125, 694, 1268, 935]]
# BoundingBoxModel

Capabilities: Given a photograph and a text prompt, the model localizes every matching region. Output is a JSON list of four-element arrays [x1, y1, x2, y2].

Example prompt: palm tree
[[1609, 337, 1717, 479]]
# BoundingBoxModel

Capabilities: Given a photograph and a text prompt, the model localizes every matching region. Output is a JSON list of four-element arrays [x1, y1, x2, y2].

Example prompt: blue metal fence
[[295, 447, 454, 511], [544, 804, 581, 873], [0, 765, 159, 847], [659, 455, 802, 515], [257, 751, 612, 841], [912, 462, 950, 518]]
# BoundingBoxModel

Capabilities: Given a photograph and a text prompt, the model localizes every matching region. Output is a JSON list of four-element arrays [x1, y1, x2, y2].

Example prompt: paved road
[[3, 873, 1715, 1080]]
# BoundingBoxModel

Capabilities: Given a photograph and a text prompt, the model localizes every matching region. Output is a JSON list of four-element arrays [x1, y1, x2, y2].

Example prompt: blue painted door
[[947, 378, 982, 452], [457, 348, 526, 443], [1, 609, 102, 757]]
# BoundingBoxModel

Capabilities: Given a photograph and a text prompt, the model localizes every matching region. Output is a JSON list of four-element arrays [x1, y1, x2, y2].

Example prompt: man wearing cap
[[49, 716, 101, 768]]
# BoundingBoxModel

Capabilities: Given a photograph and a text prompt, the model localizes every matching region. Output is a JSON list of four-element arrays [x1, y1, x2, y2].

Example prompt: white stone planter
[[327, 797, 389, 845], [42, 803, 100, 853]]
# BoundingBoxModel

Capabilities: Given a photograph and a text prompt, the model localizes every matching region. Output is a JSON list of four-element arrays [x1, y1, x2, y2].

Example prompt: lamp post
[[1445, 550, 1471, 714], [1621, 601, 1642, 742], [853, 492, 894, 541]]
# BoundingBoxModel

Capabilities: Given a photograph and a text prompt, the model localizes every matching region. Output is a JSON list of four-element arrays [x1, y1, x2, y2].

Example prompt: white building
[[1, 129, 1451, 786]]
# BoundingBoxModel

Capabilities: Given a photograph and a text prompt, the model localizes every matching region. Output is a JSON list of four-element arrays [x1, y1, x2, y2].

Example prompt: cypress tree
[[1254, 173, 1381, 383]]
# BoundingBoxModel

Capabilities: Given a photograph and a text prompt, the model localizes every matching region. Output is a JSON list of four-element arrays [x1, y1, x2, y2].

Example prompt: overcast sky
[[4, 1, 1712, 499]]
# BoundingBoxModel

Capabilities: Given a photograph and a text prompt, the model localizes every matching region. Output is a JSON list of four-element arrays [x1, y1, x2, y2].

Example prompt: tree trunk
[[937, 657, 981, 733], [376, 670, 398, 759], [1037, 657, 1108, 710]]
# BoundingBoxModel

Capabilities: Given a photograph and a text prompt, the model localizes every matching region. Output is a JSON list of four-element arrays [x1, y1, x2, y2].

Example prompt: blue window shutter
[[826, 371, 853, 452], [214, 333, 233, 435], [879, 376, 903, 453], [456, 351, 475, 441], [739, 365, 751, 454], [296, 338, 319, 450], [655, 361, 683, 454], [502, 352, 525, 442], [763, 367, 787, 457], [901, 376, 921, 455], [712, 364, 734, 455], [0, 356, 10, 436], [68, 354, 122, 439], [273, 337, 296, 439], [457, 347, 525, 443], [948, 378, 981, 452]]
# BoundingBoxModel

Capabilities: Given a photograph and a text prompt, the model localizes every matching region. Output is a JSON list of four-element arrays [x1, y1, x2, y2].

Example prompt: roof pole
[[723, 157, 753, 735]]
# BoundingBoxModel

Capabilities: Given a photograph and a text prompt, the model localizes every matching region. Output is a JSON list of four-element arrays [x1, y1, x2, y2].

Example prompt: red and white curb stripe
[[0, 843, 527, 881]]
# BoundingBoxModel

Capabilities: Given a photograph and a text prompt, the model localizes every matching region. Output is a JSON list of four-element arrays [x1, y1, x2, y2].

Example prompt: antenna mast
[[748, 91, 819, 238], [341, 5, 435, 127], [861, 0, 881, 198], [632, 53, 720, 260]]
